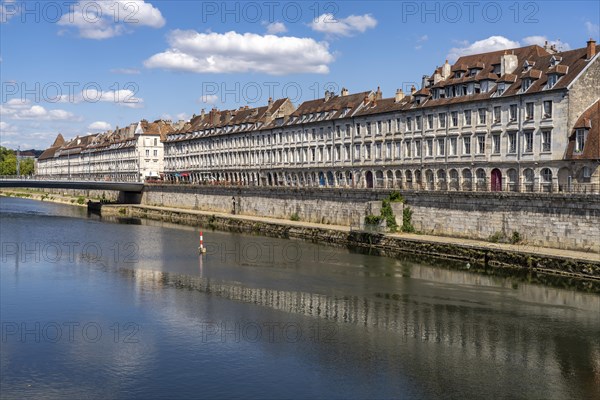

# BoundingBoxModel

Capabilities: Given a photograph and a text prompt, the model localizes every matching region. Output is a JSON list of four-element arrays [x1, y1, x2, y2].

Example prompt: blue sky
[[1, 0, 599, 149]]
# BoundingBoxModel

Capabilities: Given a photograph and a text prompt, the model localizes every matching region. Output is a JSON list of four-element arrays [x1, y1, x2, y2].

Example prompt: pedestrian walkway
[[120, 204, 600, 263]]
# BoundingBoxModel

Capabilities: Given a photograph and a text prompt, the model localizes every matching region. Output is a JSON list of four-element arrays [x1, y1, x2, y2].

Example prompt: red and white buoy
[[199, 231, 206, 254]]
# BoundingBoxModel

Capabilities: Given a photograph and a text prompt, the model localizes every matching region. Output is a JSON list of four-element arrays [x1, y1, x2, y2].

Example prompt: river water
[[1, 197, 599, 399]]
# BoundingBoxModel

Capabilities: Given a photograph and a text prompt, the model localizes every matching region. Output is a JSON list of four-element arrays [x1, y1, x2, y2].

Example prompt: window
[[145, 149, 149, 156], [478, 108, 486, 124], [319, 128, 324, 139], [449, 137, 457, 155], [427, 114, 434, 129], [366, 123, 372, 136], [451, 111, 458, 127], [508, 132, 517, 153], [542, 130, 551, 152], [406, 117, 412, 132], [153, 149, 158, 157], [525, 102, 534, 120], [387, 120, 392, 133], [416, 116, 422, 130], [386, 142, 392, 158], [405, 141, 412, 157], [335, 146, 341, 161], [439, 113, 446, 128], [522, 78, 532, 92], [377, 121, 382, 135], [395, 142, 401, 159], [492, 135, 500, 154], [437, 138, 445, 156], [375, 143, 382, 159], [477, 135, 485, 154], [464, 110, 472, 126], [493, 106, 501, 123], [547, 74, 558, 88], [543, 100, 552, 118], [575, 129, 586, 152], [396, 118, 401, 132], [154, 138, 157, 146], [355, 124, 361, 136], [509, 104, 518, 121], [524, 131, 533, 153], [463, 136, 471, 155], [426, 139, 433, 156], [311, 148, 316, 161], [414, 140, 421, 157], [354, 144, 360, 159], [364, 144, 371, 159], [336, 125, 341, 137], [497, 82, 506, 95]]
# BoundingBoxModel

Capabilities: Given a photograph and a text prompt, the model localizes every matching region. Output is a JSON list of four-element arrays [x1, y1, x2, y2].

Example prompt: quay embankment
[[2, 186, 599, 291]]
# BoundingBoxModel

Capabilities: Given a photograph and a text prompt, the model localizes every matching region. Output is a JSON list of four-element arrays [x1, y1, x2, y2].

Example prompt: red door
[[491, 169, 502, 191]]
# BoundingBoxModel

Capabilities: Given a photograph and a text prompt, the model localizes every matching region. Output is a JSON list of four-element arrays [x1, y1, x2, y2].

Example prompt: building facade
[[37, 120, 175, 181], [162, 40, 599, 192]]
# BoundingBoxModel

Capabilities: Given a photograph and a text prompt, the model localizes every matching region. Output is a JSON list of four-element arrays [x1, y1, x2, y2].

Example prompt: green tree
[[0, 146, 35, 175]]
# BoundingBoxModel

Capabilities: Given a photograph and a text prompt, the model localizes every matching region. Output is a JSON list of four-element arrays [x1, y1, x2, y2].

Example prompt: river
[[1, 197, 599, 399]]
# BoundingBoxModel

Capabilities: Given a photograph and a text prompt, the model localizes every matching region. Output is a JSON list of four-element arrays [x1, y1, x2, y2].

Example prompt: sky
[[0, 0, 599, 149]]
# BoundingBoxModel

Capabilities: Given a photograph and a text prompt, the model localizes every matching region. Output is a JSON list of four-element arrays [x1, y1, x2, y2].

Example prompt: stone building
[[37, 119, 176, 181], [163, 39, 599, 192]]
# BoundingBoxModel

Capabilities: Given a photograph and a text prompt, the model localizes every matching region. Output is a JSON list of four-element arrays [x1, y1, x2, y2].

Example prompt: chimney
[[363, 94, 369, 105], [500, 52, 518, 75], [341, 87, 349, 96], [587, 38, 597, 60], [210, 108, 220, 125], [375, 86, 382, 100], [200, 109, 205, 119], [394, 88, 404, 103], [441, 59, 451, 80], [421, 75, 428, 89], [268, 97, 273, 108], [324, 90, 331, 102], [410, 85, 417, 95]]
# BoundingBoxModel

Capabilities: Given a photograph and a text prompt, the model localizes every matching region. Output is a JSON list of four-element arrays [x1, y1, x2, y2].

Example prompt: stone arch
[[540, 167, 553, 192], [475, 168, 487, 191], [462, 169, 472, 191], [395, 170, 403, 189], [522, 168, 535, 192], [414, 170, 422, 190], [375, 170, 385, 188], [448, 169, 459, 191], [437, 169, 447, 191], [365, 171, 374, 189], [326, 171, 335, 187], [386, 170, 394, 188], [425, 169, 434, 190], [405, 170, 413, 189], [506, 168, 518, 192], [557, 167, 571, 192]]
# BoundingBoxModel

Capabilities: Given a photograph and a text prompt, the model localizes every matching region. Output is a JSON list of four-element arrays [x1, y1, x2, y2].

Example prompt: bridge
[[0, 177, 144, 203]]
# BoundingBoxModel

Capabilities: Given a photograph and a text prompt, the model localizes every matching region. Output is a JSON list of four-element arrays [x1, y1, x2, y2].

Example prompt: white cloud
[[585, 21, 599, 37], [58, 0, 165, 40], [446, 35, 571, 62], [0, 120, 18, 135], [176, 112, 189, 121], [144, 30, 334, 75], [522, 36, 570, 51], [415, 34, 428, 50], [198, 94, 218, 104], [2, 104, 80, 121], [88, 121, 112, 131], [265, 21, 287, 35], [79, 88, 144, 108], [309, 13, 377, 37], [110, 68, 141, 75]]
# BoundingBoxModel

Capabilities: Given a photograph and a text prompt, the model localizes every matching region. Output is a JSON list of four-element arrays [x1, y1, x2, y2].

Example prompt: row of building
[[37, 39, 600, 193]]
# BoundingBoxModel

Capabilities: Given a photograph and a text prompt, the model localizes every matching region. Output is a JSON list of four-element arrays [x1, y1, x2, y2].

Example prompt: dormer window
[[550, 56, 561, 67], [492, 64, 500, 74], [456, 72, 463, 78], [497, 82, 506, 95], [469, 69, 477, 77], [522, 78, 532, 92], [523, 61, 534, 71], [547, 74, 558, 88], [575, 129, 587, 152]]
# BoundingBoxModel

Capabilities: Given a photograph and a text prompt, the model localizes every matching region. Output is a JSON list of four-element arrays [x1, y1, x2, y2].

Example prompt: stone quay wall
[[142, 185, 600, 253]]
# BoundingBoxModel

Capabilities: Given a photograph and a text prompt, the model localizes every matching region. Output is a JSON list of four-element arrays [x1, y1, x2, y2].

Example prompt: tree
[[0, 146, 35, 175]]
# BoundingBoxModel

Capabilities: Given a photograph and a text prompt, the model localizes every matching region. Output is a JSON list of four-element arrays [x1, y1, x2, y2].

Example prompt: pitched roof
[[565, 100, 600, 160]]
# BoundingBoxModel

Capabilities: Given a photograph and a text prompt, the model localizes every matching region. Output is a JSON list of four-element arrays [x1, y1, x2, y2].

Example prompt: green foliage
[[402, 206, 415, 233], [381, 198, 398, 232], [489, 231, 504, 243], [364, 214, 383, 225], [290, 212, 300, 221], [77, 196, 86, 205], [388, 191, 404, 203], [510, 231, 522, 244], [0, 146, 35, 175]]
